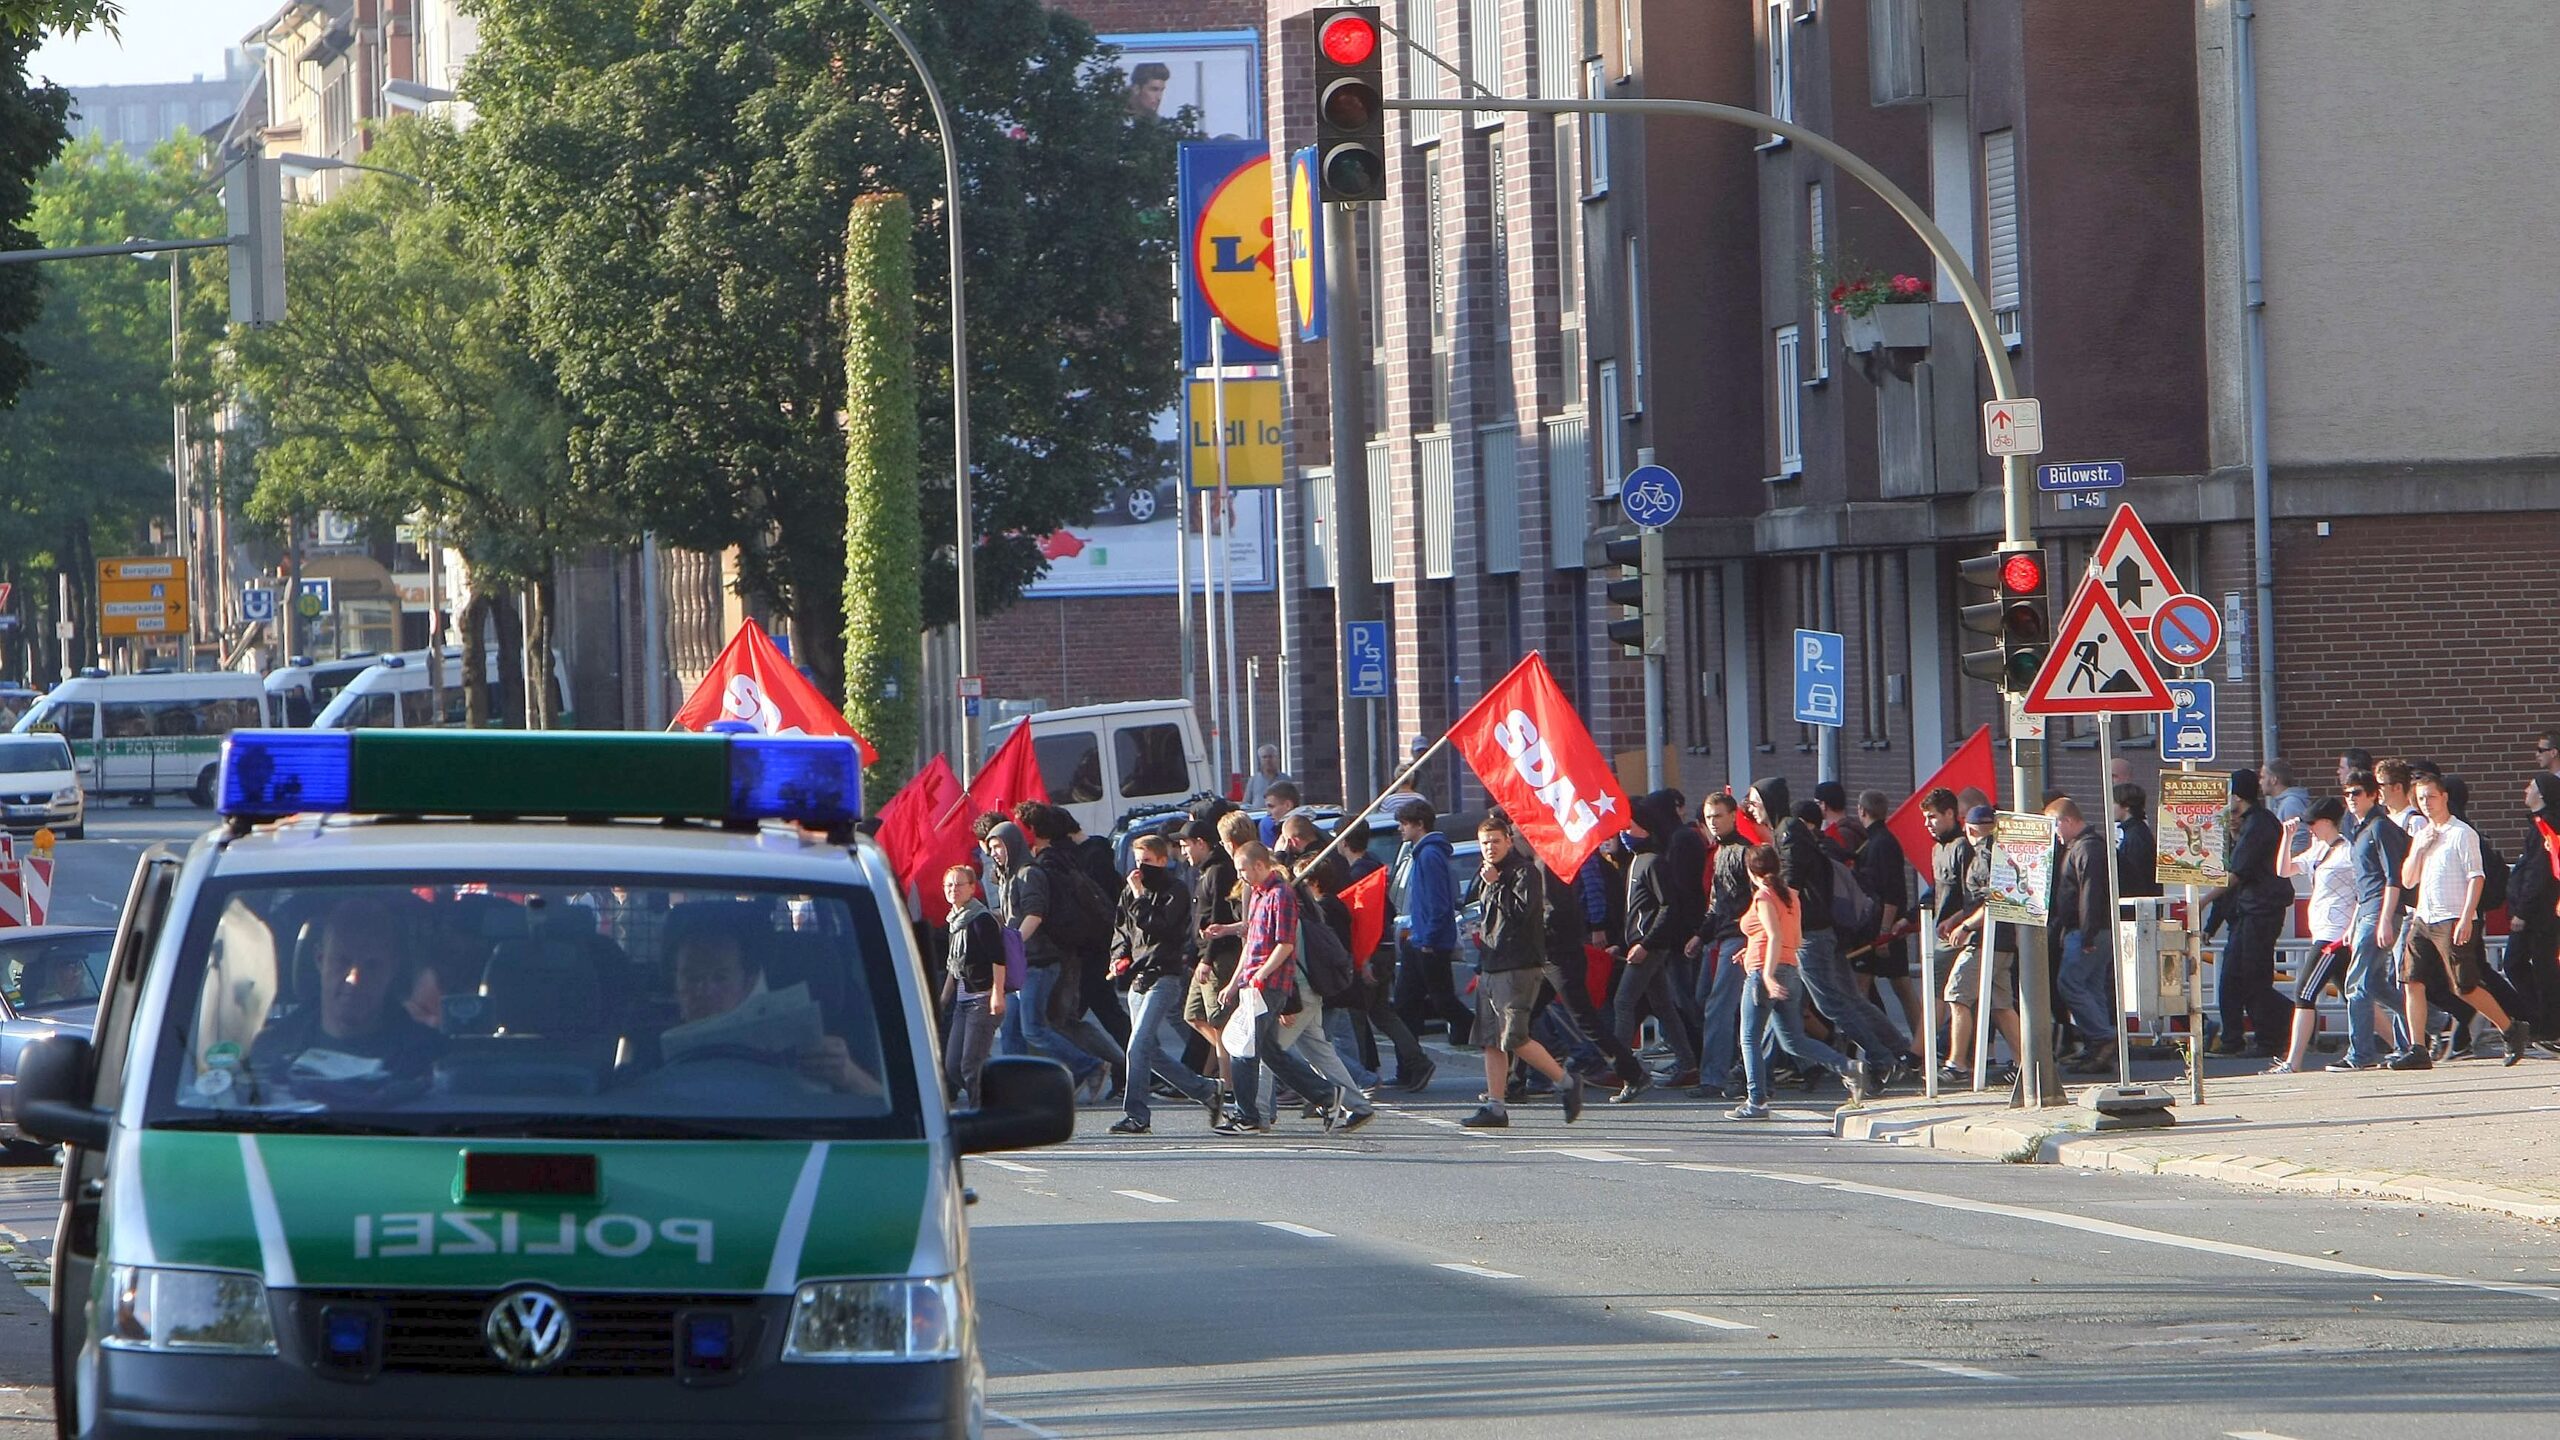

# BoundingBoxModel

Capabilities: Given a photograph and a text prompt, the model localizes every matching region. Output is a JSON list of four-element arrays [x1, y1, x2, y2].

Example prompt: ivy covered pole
[[842, 192, 921, 795]]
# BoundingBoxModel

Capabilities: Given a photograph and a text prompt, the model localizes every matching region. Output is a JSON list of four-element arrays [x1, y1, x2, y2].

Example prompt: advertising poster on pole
[[1985, 812, 2058, 926], [2156, 772, 2232, 888]]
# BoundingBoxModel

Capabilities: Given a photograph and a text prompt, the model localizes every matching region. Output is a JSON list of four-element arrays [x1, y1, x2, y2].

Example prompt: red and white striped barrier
[[0, 832, 55, 928]]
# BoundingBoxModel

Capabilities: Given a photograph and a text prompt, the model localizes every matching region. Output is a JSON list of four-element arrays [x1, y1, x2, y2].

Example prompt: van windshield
[[142, 873, 920, 1141], [10, 699, 91, 741], [0, 736, 70, 773]]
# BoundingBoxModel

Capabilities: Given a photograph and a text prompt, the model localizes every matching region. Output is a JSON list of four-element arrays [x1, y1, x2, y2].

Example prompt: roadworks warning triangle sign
[[2087, 506, 2182, 632], [2022, 578, 2173, 716]]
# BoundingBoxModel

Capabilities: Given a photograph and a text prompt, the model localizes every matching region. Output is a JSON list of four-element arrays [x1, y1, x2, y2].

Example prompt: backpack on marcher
[[1828, 853, 1881, 942], [1293, 889, 1361, 1001], [1036, 851, 1115, 954]]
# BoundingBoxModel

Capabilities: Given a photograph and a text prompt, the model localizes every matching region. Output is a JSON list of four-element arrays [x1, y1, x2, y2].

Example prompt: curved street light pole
[[860, 1, 979, 783]]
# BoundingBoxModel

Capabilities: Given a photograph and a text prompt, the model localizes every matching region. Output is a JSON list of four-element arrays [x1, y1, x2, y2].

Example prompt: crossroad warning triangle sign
[[2022, 579, 2173, 716], [2087, 506, 2182, 632]]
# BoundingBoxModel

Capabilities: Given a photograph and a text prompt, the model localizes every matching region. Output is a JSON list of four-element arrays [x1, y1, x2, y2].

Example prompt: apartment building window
[[1765, 1, 1795, 125], [1469, 0, 1503, 129], [1583, 59, 1609, 195], [1622, 236, 1645, 412], [1426, 149, 1450, 428], [1983, 128, 2023, 347], [1536, 0, 1574, 97], [1596, 361, 1623, 488], [1807, 182, 1830, 380], [1773, 325, 1804, 477], [1553, 117, 1583, 408], [1617, 0, 1633, 80], [1411, 0, 1447, 146]]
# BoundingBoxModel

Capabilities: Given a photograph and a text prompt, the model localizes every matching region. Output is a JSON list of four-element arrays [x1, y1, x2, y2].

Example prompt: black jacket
[[1623, 791, 1690, 954], [1111, 865, 1193, 988], [1700, 832, 1750, 946], [2227, 804, 2292, 916], [2115, 814, 2162, 899], [1752, 775, 1834, 932], [1191, 853, 1243, 978], [2051, 826, 2112, 946], [946, 905, 1005, 994], [1476, 850, 1546, 973], [1543, 864, 1590, 972], [1654, 792, 1710, 940]]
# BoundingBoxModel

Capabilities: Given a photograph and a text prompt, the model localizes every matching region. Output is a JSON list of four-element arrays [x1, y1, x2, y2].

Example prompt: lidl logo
[[1287, 147, 1326, 342], [1177, 141, 1280, 366]]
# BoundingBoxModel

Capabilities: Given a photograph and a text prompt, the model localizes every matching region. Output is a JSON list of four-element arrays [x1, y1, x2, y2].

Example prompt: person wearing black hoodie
[[1546, 855, 1650, 1098], [2209, 767, 2295, 1056], [1746, 775, 1910, 1086], [1615, 792, 1701, 1088], [2506, 773, 2560, 1031], [1111, 834, 1220, 1134]]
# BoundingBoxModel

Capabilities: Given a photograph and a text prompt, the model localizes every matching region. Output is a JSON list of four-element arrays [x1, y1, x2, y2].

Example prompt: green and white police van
[[11, 728, 1074, 1438], [10, 673, 273, 808]]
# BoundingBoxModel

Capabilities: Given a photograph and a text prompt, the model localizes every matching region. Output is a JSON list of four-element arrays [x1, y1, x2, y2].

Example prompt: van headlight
[[783, 1278, 964, 1362], [50, 786, 77, 806], [103, 1266, 277, 1355]]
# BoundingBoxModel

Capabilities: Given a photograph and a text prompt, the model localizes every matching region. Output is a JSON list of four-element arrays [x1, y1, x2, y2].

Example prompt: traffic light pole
[[1322, 201, 1378, 799], [1389, 91, 2059, 1105]]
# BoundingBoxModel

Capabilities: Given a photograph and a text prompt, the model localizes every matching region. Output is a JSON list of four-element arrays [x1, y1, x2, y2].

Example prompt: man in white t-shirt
[[2392, 775, 2531, 1069]]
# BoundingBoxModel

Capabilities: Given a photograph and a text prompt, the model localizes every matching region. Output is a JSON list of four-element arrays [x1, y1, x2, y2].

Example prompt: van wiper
[[151, 1112, 415, 1137], [420, 1115, 759, 1141]]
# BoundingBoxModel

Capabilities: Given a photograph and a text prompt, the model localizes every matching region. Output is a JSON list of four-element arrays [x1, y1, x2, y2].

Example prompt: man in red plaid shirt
[[1215, 843, 1351, 1134]]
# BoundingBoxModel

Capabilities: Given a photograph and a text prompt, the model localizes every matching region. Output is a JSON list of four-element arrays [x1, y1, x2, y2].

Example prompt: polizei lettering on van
[[1490, 711, 1599, 843], [353, 1212, 715, 1263]]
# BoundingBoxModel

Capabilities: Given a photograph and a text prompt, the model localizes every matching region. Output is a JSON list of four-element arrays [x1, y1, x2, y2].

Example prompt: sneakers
[[1561, 1074, 1587, 1124], [1107, 1117, 1150, 1135], [2205, 1038, 2252, 1058], [1683, 1081, 1730, 1101], [1074, 1070, 1111, 1104], [1726, 1100, 1771, 1120], [1338, 1106, 1377, 1134], [1937, 1063, 1970, 1087], [1610, 1072, 1651, 1104], [2066, 1042, 2120, 1076], [1662, 1070, 1702, 1090], [2503, 1020, 2534, 1066], [1210, 1111, 1268, 1135], [2323, 1055, 2379, 1072], [2384, 1048, 2433, 1071], [1841, 1066, 1870, 1105], [1459, 1104, 1509, 1129], [1396, 1058, 1438, 1094], [2261, 1059, 2297, 1075], [1201, 1086, 1229, 1126]]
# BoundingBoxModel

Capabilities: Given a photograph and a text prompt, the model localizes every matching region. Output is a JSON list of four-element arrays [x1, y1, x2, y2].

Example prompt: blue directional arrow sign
[[2163, 679, 2216, 764], [1619, 464, 1683, 529], [1344, 620, 1389, 700], [1792, 628, 1845, 728]]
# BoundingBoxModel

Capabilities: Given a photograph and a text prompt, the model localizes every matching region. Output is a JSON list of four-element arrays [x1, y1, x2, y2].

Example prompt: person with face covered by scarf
[[2503, 774, 2560, 1034]]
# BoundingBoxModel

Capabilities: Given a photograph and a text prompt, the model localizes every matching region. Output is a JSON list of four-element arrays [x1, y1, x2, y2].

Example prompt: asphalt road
[[969, 1064, 2560, 1439], [30, 803, 216, 928]]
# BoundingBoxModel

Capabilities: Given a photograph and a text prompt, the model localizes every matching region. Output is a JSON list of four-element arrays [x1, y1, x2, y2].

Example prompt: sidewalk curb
[[1832, 1102, 2560, 1228]]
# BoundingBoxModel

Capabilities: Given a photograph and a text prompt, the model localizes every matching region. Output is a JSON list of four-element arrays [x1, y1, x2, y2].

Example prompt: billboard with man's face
[[1103, 29, 1263, 140]]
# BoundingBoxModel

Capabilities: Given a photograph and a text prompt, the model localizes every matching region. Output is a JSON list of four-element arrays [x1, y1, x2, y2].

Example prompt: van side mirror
[[14, 1035, 109, 1150], [951, 1057, 1074, 1156]]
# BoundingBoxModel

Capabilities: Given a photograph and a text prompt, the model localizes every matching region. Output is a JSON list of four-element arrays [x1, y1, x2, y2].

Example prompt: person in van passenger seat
[[671, 927, 880, 1094]]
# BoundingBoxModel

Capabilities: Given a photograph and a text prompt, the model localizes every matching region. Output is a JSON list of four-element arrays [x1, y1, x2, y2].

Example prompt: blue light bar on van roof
[[217, 730, 863, 828]]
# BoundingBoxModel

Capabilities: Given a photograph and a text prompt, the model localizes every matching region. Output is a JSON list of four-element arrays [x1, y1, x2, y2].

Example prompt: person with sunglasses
[[2334, 768, 2409, 1070]]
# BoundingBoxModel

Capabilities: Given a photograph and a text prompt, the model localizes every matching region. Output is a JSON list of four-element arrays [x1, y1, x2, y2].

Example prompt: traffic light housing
[[1602, 528, 1665, 655], [225, 154, 285, 327], [1958, 545, 2050, 693], [1312, 6, 1385, 203]]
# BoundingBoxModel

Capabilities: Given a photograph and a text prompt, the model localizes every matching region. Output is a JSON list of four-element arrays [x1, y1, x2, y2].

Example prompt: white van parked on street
[[984, 700, 1211, 837], [8, 671, 272, 807], [261, 653, 386, 727], [310, 646, 499, 729]]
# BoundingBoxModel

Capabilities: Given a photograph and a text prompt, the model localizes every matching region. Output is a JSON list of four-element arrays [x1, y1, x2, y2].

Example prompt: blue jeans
[[1737, 963, 1854, 1106], [1000, 964, 1103, 1083], [1323, 1006, 1382, 1089], [1794, 927, 1910, 1065], [1123, 979, 1216, 1126], [2057, 930, 2117, 1045], [1230, 1006, 1340, 1125], [943, 993, 997, 1108], [2345, 915, 2407, 1064], [1693, 935, 1747, 1088]]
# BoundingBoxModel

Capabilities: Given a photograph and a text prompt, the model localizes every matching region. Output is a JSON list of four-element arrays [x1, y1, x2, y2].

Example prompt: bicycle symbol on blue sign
[[1619, 464, 1684, 529]]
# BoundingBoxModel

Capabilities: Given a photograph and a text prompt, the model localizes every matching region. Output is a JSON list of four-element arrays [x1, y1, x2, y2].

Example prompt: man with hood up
[[2504, 773, 2560, 1032], [2209, 767, 2294, 1056], [988, 820, 1111, 1093], [1615, 791, 1702, 1090], [1746, 775, 1911, 1089]]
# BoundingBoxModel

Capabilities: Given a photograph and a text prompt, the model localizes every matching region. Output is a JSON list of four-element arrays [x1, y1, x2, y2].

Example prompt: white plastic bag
[[1221, 985, 1266, 1059]]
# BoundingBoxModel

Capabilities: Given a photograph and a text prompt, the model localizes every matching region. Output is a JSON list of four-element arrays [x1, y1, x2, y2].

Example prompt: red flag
[[1448, 653, 1631, 877], [1886, 725, 1997, 881], [876, 755, 973, 926], [938, 721, 1048, 833], [1342, 865, 1389, 961], [674, 619, 877, 766]]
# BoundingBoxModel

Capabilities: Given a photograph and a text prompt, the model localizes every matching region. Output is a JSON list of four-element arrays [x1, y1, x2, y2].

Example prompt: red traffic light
[[1999, 551, 2044, 594], [1319, 13, 1378, 66]]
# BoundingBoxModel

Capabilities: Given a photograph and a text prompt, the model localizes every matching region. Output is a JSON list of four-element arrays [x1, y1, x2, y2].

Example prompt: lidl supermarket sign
[[1287, 146, 1326, 343], [1179, 140, 1279, 366]]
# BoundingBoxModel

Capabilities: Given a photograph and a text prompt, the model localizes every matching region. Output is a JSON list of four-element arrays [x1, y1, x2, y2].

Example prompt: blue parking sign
[[1792, 629, 1845, 728], [2163, 679, 2215, 763], [1344, 621, 1389, 700]]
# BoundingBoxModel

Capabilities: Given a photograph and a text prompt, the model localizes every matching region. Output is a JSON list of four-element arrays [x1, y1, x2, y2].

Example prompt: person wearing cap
[[2210, 766, 2295, 1056], [1934, 799, 2021, 1084], [1181, 818, 1244, 1095]]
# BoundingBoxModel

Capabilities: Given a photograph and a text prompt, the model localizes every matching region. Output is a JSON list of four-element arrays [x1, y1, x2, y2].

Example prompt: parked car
[[0, 732, 81, 839], [1087, 476, 1180, 527], [0, 924, 109, 1158]]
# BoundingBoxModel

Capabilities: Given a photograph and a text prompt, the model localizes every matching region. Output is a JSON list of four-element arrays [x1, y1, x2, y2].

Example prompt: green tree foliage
[[0, 135, 219, 671], [841, 192, 919, 792], [228, 119, 615, 726], [461, 0, 1181, 695], [0, 26, 69, 408], [1, 1, 118, 37]]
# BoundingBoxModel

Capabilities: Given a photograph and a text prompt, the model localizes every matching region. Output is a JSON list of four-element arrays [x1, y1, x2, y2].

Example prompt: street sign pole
[[2099, 715, 2132, 1088]]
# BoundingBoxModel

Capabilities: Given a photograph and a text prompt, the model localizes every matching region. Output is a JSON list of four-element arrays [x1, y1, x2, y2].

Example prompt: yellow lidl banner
[[97, 557, 188, 636], [1184, 377, 1283, 489]]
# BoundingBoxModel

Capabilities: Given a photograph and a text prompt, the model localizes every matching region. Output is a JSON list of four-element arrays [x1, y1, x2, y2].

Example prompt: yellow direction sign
[[96, 557, 189, 637], [1184, 377, 1283, 489]]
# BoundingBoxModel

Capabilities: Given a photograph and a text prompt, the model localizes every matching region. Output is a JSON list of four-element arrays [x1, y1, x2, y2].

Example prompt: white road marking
[[974, 1158, 1046, 1174], [1892, 1358, 2019, 1382], [1648, 1308, 1755, 1331], [1112, 1189, 1177, 1205], [986, 1410, 1067, 1439], [1517, 1146, 1664, 1162], [2224, 1431, 2306, 1440], [1261, 1221, 1334, 1238], [1434, 1262, 1523, 1279], [1658, 1161, 2560, 1307], [1937, 1297, 1982, 1305]]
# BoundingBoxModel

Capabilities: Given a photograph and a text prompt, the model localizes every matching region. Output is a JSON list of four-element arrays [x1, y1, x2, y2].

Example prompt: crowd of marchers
[[921, 744, 2560, 1138]]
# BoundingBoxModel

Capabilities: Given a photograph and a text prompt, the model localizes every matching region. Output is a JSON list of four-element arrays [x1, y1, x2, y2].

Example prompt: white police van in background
[[10, 672, 272, 808]]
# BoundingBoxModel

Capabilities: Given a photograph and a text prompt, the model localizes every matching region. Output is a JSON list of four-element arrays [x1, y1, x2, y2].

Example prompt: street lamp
[[857, 0, 979, 783], [272, 152, 436, 199], [125, 240, 193, 672]]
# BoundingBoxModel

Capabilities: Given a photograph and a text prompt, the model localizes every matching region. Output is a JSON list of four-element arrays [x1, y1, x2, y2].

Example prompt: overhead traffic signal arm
[[1958, 545, 2049, 693], [1602, 528, 1665, 655], [1312, 6, 1386, 203]]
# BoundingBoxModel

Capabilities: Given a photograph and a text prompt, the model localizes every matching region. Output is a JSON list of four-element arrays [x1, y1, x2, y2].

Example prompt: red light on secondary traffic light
[[2000, 552, 2044, 594], [1319, 13, 1378, 67]]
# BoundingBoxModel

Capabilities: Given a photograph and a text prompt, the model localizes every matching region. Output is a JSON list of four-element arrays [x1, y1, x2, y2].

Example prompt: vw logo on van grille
[[483, 1288, 573, 1373]]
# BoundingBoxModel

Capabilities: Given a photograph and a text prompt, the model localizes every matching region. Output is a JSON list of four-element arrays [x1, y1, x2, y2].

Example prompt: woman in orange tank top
[[1729, 844, 1866, 1119]]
